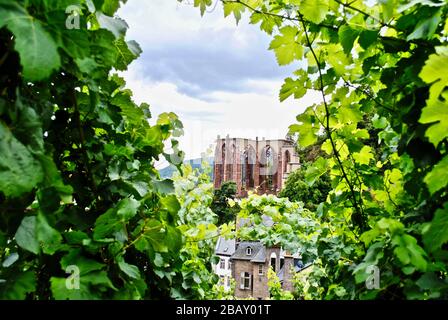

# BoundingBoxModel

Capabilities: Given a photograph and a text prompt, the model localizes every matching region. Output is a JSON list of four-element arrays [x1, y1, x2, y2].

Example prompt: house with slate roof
[[230, 241, 296, 299], [213, 210, 311, 298], [213, 237, 236, 291], [213, 236, 310, 299]]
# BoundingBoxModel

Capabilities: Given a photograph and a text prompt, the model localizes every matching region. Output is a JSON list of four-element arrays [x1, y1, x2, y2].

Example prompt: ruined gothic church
[[213, 135, 300, 197]]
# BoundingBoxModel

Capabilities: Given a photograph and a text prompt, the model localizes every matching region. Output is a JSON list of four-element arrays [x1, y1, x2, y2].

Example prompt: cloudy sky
[[117, 0, 319, 166]]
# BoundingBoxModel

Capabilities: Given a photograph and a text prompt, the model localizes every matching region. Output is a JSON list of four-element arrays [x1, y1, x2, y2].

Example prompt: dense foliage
[[278, 163, 331, 211], [2, 0, 448, 301], [211, 181, 240, 225], [191, 0, 448, 299], [0, 0, 220, 300]]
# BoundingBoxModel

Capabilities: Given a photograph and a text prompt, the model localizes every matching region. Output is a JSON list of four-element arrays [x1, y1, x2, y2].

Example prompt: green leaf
[[0, 2, 60, 80], [194, 0, 212, 16], [114, 38, 142, 71], [279, 77, 308, 102], [393, 234, 427, 271], [95, 12, 128, 38], [133, 219, 168, 253], [118, 259, 141, 279], [419, 98, 448, 147], [0, 271, 36, 299], [372, 114, 388, 129], [101, 0, 121, 15], [398, 0, 445, 13], [289, 107, 321, 147], [424, 155, 448, 195], [269, 26, 303, 66], [111, 91, 144, 126], [93, 208, 121, 241], [36, 212, 63, 255], [64, 231, 89, 245], [416, 272, 448, 292], [14, 99, 44, 152], [300, 0, 329, 24], [166, 225, 183, 252], [161, 195, 181, 214], [61, 250, 105, 275], [223, 2, 245, 24], [50, 278, 84, 300], [338, 25, 360, 55], [394, 245, 411, 264], [38, 155, 73, 204], [116, 197, 140, 220], [82, 271, 117, 290], [423, 202, 448, 252], [353, 146, 374, 166], [359, 30, 378, 50], [153, 179, 175, 195], [15, 216, 39, 254], [305, 157, 328, 186], [0, 122, 43, 197], [250, 12, 281, 35], [336, 104, 363, 125], [50, 277, 97, 300], [419, 47, 448, 112], [53, 251, 117, 299], [407, 10, 441, 41]]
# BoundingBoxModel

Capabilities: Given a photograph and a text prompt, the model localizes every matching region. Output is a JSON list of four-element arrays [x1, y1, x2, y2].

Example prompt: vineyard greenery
[[1, 0, 448, 300]]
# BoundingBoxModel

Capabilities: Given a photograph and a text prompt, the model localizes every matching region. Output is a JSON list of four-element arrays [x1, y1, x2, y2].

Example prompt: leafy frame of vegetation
[[190, 0, 448, 299]]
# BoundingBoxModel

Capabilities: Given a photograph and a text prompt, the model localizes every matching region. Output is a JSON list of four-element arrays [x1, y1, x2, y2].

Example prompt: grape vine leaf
[[0, 271, 36, 299], [118, 259, 141, 279], [95, 12, 128, 38], [359, 30, 378, 50], [269, 26, 303, 66], [194, 0, 212, 16], [392, 234, 428, 271], [223, 2, 245, 23], [0, 1, 60, 81], [300, 0, 329, 24], [289, 107, 320, 147], [0, 123, 43, 197], [338, 25, 360, 55], [14, 216, 39, 255], [353, 146, 374, 166], [419, 97, 448, 147], [36, 212, 63, 255], [424, 155, 448, 195], [305, 157, 328, 186], [279, 77, 308, 102], [407, 10, 441, 41], [419, 47, 448, 108], [423, 202, 448, 252]]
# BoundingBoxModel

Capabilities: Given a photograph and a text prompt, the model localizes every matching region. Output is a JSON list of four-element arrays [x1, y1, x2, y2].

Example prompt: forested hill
[[159, 157, 214, 179]]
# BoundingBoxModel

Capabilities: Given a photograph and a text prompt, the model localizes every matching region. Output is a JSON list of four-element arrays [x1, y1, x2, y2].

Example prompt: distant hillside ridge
[[159, 157, 214, 179]]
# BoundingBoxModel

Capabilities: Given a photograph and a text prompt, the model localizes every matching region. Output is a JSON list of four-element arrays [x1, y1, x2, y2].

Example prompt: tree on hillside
[[211, 181, 240, 225], [279, 164, 331, 211]]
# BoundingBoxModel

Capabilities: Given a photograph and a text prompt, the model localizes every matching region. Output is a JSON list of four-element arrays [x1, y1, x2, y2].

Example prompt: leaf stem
[[298, 14, 367, 231]]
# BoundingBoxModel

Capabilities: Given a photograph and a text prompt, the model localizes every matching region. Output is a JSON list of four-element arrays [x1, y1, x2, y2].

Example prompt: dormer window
[[246, 247, 252, 255]]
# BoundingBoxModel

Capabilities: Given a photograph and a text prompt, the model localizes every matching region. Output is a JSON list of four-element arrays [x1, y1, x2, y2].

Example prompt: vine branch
[[296, 14, 367, 231]]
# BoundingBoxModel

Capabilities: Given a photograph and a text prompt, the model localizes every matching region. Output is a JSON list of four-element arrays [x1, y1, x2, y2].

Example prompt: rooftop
[[230, 241, 266, 262], [215, 237, 236, 256]]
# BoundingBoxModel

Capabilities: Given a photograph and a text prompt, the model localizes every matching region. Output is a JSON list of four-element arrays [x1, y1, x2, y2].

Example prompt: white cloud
[[117, 0, 320, 162]]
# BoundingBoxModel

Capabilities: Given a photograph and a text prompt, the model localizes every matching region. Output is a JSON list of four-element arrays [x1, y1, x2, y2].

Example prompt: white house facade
[[213, 237, 236, 291]]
